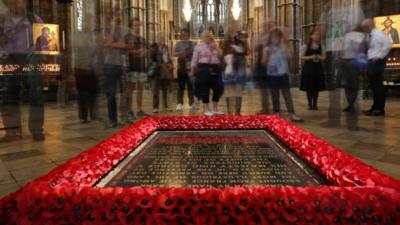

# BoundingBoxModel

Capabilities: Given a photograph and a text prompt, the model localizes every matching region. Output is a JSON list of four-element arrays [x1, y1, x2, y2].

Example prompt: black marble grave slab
[[97, 130, 328, 187]]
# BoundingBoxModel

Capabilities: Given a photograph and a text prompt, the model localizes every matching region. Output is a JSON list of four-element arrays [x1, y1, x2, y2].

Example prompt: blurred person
[[382, 17, 399, 44], [300, 29, 326, 110], [254, 20, 275, 114], [222, 22, 248, 115], [362, 19, 392, 116], [173, 28, 195, 112], [125, 18, 148, 121], [0, 0, 44, 142], [190, 31, 224, 116], [319, 1, 365, 127], [103, 11, 128, 128], [262, 28, 303, 122], [73, 14, 98, 123], [150, 34, 173, 113], [337, 25, 368, 114]]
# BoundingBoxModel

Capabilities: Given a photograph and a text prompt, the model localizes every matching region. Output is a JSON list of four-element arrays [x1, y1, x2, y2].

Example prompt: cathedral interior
[[0, 0, 399, 200]]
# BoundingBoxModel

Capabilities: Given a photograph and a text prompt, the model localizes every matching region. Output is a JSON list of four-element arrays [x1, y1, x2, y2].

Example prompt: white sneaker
[[204, 111, 214, 116], [212, 110, 224, 115], [153, 109, 159, 114], [176, 104, 183, 111]]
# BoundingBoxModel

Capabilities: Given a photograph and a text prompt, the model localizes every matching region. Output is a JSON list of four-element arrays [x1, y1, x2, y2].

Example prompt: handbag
[[147, 61, 159, 77]]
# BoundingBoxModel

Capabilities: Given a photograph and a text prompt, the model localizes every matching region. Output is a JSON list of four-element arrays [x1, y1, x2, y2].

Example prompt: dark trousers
[[27, 74, 45, 136], [152, 76, 170, 109], [368, 59, 386, 112], [270, 88, 295, 114], [0, 76, 21, 135], [104, 64, 124, 122], [177, 72, 194, 105], [195, 64, 224, 104], [75, 69, 97, 121]]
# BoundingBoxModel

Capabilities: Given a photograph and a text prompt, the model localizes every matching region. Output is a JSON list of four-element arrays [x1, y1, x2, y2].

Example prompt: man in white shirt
[[361, 19, 392, 116]]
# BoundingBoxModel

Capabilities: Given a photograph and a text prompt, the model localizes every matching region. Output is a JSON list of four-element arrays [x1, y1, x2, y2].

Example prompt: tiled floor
[[0, 88, 399, 198]]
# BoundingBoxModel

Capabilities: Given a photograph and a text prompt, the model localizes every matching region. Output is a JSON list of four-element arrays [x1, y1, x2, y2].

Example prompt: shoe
[[0, 134, 22, 143], [105, 121, 118, 129], [308, 105, 313, 110], [32, 133, 45, 142], [126, 112, 136, 123], [163, 108, 173, 112], [362, 109, 373, 114], [80, 119, 89, 124], [257, 110, 267, 115], [212, 110, 224, 115], [204, 111, 214, 116], [364, 110, 385, 117], [290, 114, 304, 123], [343, 106, 355, 113], [176, 104, 183, 111], [312, 106, 319, 111], [136, 110, 149, 117], [152, 109, 159, 114]]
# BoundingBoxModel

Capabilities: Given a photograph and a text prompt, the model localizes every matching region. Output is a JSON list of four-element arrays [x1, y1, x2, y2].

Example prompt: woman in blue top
[[262, 28, 303, 122]]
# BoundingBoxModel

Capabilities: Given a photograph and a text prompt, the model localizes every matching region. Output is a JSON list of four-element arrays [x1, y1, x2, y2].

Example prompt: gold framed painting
[[32, 23, 60, 55], [374, 15, 400, 48]]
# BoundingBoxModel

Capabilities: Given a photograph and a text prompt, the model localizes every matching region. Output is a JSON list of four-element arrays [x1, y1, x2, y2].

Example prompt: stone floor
[[0, 88, 399, 198]]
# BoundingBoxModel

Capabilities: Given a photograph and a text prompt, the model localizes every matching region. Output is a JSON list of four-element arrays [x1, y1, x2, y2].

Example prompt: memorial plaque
[[97, 130, 328, 187]]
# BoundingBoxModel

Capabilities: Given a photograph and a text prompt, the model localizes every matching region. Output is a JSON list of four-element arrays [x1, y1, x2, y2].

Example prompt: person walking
[[173, 29, 195, 112], [262, 28, 303, 122], [300, 29, 326, 110], [338, 25, 368, 113], [361, 19, 392, 116], [150, 35, 173, 113], [125, 18, 149, 121], [190, 31, 224, 116], [222, 23, 248, 115], [103, 12, 127, 128]]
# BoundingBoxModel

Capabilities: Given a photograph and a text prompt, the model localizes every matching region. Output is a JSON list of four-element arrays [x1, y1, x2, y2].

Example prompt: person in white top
[[361, 19, 392, 116]]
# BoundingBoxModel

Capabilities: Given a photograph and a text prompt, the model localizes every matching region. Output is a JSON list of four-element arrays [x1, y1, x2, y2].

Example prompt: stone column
[[277, 0, 302, 76], [146, 0, 160, 43]]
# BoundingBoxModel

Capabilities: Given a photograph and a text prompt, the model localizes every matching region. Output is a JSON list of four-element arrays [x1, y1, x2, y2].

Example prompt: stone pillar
[[277, 0, 302, 75], [146, 0, 160, 43]]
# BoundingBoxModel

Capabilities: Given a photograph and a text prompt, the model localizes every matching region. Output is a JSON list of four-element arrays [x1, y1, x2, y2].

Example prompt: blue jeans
[[104, 64, 124, 122]]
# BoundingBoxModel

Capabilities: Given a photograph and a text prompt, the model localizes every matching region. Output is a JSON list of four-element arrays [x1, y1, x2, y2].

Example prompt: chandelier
[[231, 0, 241, 20], [183, 0, 193, 22]]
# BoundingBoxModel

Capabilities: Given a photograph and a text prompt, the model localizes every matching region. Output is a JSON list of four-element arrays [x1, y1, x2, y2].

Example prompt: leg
[[312, 91, 319, 110], [1, 76, 22, 138], [186, 74, 195, 106], [104, 65, 118, 123], [118, 71, 127, 121], [152, 77, 161, 111], [270, 88, 281, 113], [161, 79, 169, 109], [136, 82, 144, 111], [306, 91, 313, 109], [259, 88, 270, 114], [126, 82, 134, 114], [281, 88, 295, 114], [177, 72, 185, 105], [28, 74, 45, 139], [235, 96, 242, 115], [211, 75, 224, 113], [282, 88, 303, 122]]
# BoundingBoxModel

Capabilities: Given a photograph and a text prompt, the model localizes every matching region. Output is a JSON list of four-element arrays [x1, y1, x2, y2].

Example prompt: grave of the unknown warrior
[[97, 130, 328, 187]]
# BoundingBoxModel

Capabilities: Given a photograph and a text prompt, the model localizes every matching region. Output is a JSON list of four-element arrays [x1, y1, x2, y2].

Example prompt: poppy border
[[1, 115, 399, 225]]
